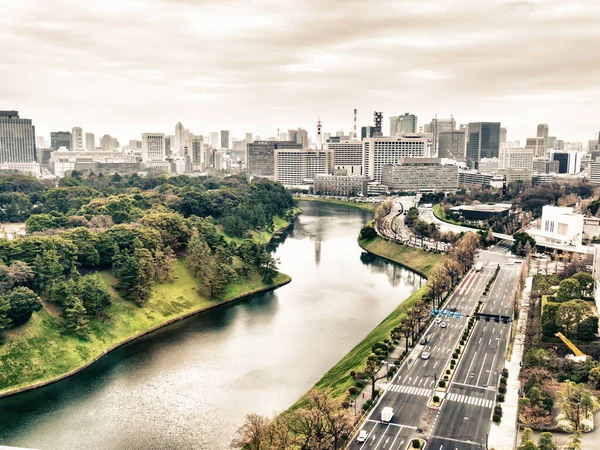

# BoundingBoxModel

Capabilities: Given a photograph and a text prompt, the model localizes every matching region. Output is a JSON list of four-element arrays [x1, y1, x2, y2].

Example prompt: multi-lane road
[[349, 248, 520, 450]]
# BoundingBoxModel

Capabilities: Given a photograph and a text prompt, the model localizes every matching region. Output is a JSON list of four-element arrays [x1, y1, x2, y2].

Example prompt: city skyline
[[2, 0, 600, 144]]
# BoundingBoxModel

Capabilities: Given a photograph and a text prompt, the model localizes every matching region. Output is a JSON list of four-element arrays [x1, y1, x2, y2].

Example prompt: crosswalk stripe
[[476, 398, 482, 406], [400, 385, 407, 393]]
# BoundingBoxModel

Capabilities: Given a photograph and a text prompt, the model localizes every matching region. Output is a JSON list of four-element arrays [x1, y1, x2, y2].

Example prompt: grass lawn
[[0, 259, 290, 396], [358, 236, 442, 277], [296, 196, 379, 213]]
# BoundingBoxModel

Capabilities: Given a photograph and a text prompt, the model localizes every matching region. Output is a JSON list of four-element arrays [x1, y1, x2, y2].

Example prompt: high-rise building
[[547, 136, 557, 150], [36, 136, 45, 149], [398, 113, 417, 134], [499, 148, 533, 170], [466, 122, 500, 162], [288, 128, 308, 147], [525, 137, 546, 158], [438, 130, 465, 161], [329, 141, 363, 175], [214, 151, 225, 171], [175, 122, 186, 154], [274, 149, 334, 186], [389, 116, 400, 136], [247, 140, 302, 177], [363, 134, 430, 181], [551, 151, 580, 174], [361, 126, 376, 140], [245, 133, 253, 144], [382, 158, 459, 192], [71, 127, 83, 150], [428, 117, 456, 157], [0, 111, 37, 163], [189, 134, 204, 166], [51, 131, 71, 150], [141, 133, 165, 162], [500, 127, 507, 144], [537, 124, 549, 140], [85, 133, 95, 151], [220, 130, 231, 149], [100, 134, 117, 151]]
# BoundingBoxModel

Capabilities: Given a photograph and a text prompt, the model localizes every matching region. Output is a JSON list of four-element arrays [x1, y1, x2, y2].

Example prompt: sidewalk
[[488, 276, 532, 450], [352, 336, 409, 415]]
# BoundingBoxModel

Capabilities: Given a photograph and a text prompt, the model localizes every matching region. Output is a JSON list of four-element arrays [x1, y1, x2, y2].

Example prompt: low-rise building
[[528, 205, 584, 246], [497, 168, 532, 185], [449, 203, 512, 220], [313, 174, 368, 196], [458, 169, 493, 187], [381, 158, 458, 192], [590, 160, 600, 185], [533, 158, 559, 174]]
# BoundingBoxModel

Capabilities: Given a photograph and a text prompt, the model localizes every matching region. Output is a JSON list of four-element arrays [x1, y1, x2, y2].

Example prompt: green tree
[[571, 272, 594, 298], [77, 275, 112, 319], [187, 230, 211, 278], [33, 249, 64, 294], [112, 242, 155, 305], [257, 251, 279, 284], [139, 211, 191, 249], [537, 432, 557, 450], [25, 213, 59, 233], [61, 294, 89, 338], [359, 225, 377, 241], [556, 279, 582, 303], [512, 232, 536, 257], [0, 295, 12, 330], [556, 300, 593, 339], [6, 287, 42, 326], [567, 430, 582, 450]]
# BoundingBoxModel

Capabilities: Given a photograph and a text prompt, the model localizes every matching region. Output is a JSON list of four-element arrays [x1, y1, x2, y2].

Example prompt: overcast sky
[[2, 0, 599, 144]]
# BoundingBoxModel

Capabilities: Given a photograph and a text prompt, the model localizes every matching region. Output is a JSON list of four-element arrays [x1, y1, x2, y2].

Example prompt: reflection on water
[[0, 200, 424, 450]]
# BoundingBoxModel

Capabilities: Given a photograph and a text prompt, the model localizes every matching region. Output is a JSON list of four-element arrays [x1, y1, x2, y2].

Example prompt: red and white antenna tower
[[353, 109, 357, 140], [316, 116, 323, 149]]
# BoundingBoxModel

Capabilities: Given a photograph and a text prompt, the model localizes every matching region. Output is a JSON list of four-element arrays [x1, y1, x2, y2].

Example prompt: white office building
[[363, 134, 430, 181], [328, 140, 363, 175], [382, 158, 458, 192], [528, 205, 584, 246], [142, 133, 166, 162], [71, 127, 83, 150], [590, 160, 600, 185], [499, 147, 533, 170], [85, 133, 95, 151], [274, 149, 333, 187]]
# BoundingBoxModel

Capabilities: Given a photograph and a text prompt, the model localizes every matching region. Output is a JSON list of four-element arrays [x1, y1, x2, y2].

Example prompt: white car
[[440, 322, 448, 328], [357, 430, 368, 443], [434, 317, 442, 324], [421, 352, 430, 359]]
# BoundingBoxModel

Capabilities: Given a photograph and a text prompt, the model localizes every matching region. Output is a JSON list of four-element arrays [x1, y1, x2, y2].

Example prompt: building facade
[[0, 111, 37, 163], [438, 130, 465, 161], [528, 205, 584, 246], [526, 137, 546, 158], [363, 134, 430, 181], [458, 170, 494, 187], [220, 130, 231, 149], [499, 147, 533, 170], [246, 140, 302, 177], [51, 131, 71, 150], [381, 158, 458, 192], [141, 133, 166, 162], [466, 122, 500, 162], [551, 151, 580, 174], [85, 133, 95, 151], [274, 149, 333, 186], [329, 140, 363, 175], [71, 127, 83, 150], [313, 174, 368, 196]]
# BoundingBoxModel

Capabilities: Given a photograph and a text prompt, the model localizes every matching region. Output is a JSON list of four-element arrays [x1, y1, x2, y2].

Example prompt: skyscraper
[[537, 124, 549, 154], [363, 134, 430, 181], [245, 132, 253, 144], [438, 130, 466, 161], [141, 133, 166, 162], [220, 130, 231, 149], [398, 113, 418, 134], [175, 122, 185, 154], [71, 127, 83, 150], [465, 122, 500, 162], [428, 117, 455, 157], [500, 127, 507, 144], [51, 131, 71, 150], [100, 134, 117, 151], [36, 136, 45, 149], [389, 116, 400, 136], [247, 140, 302, 177], [188, 134, 204, 166], [288, 128, 308, 147], [85, 133, 95, 151], [0, 111, 37, 163]]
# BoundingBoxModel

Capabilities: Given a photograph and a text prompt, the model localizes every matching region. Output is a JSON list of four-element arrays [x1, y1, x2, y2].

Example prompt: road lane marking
[[373, 424, 391, 450], [389, 427, 404, 450], [433, 361, 438, 369]]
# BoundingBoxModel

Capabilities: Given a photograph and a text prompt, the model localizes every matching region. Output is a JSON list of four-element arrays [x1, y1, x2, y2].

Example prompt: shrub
[[500, 376, 507, 385], [452, 353, 458, 359], [362, 402, 370, 411], [446, 369, 451, 375], [498, 386, 506, 394], [580, 418, 594, 432], [496, 393, 505, 402], [502, 368, 508, 377], [348, 386, 358, 395], [492, 414, 501, 423], [439, 380, 446, 388], [433, 395, 440, 403], [451, 359, 456, 365], [412, 439, 421, 448], [557, 419, 575, 433], [356, 380, 366, 388], [455, 348, 461, 355]]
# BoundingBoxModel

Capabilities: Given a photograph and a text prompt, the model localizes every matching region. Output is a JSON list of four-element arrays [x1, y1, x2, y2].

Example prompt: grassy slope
[[359, 236, 441, 277], [296, 197, 380, 213], [0, 259, 290, 395]]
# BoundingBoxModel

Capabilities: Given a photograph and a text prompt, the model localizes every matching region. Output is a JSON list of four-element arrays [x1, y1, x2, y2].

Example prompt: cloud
[[1, 0, 599, 142]]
